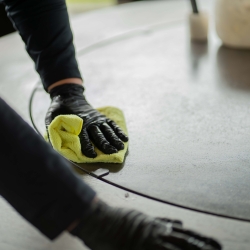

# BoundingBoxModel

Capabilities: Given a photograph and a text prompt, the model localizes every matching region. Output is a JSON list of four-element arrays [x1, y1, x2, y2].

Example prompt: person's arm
[[2, 0, 128, 157], [2, 0, 81, 91], [0, 97, 96, 239]]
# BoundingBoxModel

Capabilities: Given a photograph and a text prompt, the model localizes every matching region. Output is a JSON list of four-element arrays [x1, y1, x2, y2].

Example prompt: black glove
[[45, 84, 128, 158], [71, 200, 222, 250]]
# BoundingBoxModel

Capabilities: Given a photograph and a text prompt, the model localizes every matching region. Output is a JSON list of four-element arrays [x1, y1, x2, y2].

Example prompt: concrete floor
[[1, 0, 250, 249]]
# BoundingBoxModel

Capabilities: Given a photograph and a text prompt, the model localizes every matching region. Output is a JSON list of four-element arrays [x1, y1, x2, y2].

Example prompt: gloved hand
[[71, 200, 222, 250], [45, 84, 128, 158]]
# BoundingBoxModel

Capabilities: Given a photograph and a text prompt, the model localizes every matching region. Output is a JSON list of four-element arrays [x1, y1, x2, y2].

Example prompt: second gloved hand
[[45, 84, 128, 158], [71, 200, 222, 250]]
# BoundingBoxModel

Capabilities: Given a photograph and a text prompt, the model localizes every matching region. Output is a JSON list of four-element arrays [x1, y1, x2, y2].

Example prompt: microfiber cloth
[[46, 106, 128, 163]]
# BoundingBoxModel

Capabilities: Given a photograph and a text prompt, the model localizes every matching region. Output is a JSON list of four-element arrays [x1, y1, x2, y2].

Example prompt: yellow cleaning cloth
[[47, 106, 128, 163]]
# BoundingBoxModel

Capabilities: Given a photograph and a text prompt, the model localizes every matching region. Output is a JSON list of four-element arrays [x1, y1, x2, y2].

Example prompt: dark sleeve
[[2, 0, 82, 91], [0, 97, 96, 240]]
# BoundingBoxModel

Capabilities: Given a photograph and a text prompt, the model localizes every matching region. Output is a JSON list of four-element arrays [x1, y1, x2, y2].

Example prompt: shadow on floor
[[216, 45, 250, 91]]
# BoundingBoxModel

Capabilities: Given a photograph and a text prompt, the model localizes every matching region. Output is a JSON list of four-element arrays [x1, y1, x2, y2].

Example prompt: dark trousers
[[0, 0, 96, 240]]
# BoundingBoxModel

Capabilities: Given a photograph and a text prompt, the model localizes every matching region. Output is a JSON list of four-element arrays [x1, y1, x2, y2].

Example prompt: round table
[[31, 0, 250, 221]]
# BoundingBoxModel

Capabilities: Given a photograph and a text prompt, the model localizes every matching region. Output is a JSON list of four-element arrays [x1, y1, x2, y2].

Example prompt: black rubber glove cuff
[[70, 200, 222, 250], [49, 84, 85, 99]]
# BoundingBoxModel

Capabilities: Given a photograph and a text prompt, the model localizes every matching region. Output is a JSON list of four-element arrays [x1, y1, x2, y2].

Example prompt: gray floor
[[1, 0, 250, 249]]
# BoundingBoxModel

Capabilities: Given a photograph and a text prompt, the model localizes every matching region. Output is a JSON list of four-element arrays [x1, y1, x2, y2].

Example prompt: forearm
[[2, 0, 82, 91], [0, 97, 96, 240]]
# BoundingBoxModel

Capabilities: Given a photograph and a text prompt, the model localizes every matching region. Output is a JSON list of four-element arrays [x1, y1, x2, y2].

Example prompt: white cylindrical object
[[189, 12, 209, 41], [215, 0, 250, 49]]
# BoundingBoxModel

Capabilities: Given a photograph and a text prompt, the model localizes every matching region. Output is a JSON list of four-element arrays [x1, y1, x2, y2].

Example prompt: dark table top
[[32, 1, 250, 221]]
